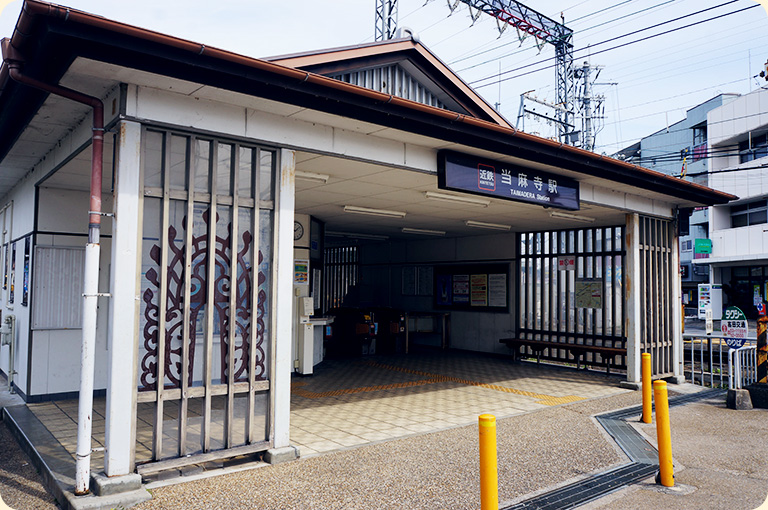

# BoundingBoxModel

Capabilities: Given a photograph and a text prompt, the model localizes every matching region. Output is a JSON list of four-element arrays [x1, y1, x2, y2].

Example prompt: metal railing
[[683, 334, 756, 388], [728, 345, 758, 390]]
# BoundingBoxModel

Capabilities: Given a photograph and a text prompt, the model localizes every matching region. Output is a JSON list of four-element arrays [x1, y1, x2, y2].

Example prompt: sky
[[1, 0, 767, 157]]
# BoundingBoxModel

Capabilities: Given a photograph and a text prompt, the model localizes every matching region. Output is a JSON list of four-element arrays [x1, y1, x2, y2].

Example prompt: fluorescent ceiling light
[[326, 231, 389, 240], [295, 170, 330, 184], [401, 227, 446, 236], [425, 191, 490, 207], [549, 211, 596, 223], [344, 205, 406, 218], [465, 220, 511, 231]]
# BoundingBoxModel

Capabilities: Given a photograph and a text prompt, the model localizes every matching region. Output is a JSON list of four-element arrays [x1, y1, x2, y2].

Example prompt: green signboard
[[694, 238, 712, 254]]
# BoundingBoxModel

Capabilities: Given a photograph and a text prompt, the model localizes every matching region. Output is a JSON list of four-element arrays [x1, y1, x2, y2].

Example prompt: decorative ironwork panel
[[137, 128, 275, 464]]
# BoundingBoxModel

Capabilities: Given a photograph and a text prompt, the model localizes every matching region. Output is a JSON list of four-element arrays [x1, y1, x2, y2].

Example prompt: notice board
[[434, 263, 509, 312]]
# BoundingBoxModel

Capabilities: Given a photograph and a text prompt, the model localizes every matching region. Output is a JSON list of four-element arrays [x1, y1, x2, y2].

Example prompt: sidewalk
[[2, 377, 766, 509], [584, 392, 768, 510], [132, 386, 767, 510]]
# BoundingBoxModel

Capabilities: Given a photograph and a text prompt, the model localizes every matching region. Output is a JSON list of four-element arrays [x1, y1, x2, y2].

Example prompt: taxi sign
[[721, 306, 748, 349]]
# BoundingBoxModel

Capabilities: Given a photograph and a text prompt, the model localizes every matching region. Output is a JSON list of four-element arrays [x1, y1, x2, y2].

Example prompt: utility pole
[[578, 62, 595, 152], [375, 0, 398, 41], [447, 0, 575, 144]]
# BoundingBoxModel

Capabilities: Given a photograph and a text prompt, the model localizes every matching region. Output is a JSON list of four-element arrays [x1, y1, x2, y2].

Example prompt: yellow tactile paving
[[362, 360, 586, 406], [291, 378, 442, 398], [289, 352, 628, 456]]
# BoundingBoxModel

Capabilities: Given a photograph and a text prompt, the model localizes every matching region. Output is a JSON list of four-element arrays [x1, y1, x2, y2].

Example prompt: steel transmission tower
[[375, 0, 398, 41], [448, 0, 575, 144]]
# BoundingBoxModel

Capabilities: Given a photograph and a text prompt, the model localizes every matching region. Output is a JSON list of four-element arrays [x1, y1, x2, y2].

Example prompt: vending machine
[[698, 283, 723, 320]]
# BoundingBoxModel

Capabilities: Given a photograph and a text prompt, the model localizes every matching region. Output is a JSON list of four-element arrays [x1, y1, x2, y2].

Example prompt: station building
[[0, 0, 733, 493]]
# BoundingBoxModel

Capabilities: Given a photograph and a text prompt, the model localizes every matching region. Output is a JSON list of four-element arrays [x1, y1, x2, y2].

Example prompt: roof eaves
[[0, 0, 736, 207]]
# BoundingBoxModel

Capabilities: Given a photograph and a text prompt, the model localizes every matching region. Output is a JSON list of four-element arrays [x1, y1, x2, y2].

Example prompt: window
[[682, 240, 692, 251], [731, 199, 768, 227], [739, 133, 768, 163], [693, 126, 707, 146]]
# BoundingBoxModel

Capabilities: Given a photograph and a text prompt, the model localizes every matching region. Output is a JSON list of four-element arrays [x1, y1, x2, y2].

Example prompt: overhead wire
[[595, 103, 768, 154], [449, 0, 669, 68], [567, 0, 635, 24], [577, 0, 675, 35], [470, 0, 751, 88]]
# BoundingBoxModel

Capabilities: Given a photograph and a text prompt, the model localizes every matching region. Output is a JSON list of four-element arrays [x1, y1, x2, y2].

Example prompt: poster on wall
[[9, 242, 15, 304], [470, 274, 488, 307], [294, 259, 309, 286], [575, 279, 602, 308], [402, 266, 417, 296], [488, 274, 507, 308], [453, 274, 470, 304], [402, 266, 433, 296], [22, 237, 29, 306], [436, 274, 452, 306], [434, 264, 508, 312], [417, 266, 434, 296]]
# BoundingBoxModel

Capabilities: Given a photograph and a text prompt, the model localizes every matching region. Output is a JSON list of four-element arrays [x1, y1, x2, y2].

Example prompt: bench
[[499, 338, 627, 374]]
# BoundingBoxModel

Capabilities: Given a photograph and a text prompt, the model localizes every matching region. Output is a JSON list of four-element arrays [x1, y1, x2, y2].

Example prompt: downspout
[[2, 39, 104, 496]]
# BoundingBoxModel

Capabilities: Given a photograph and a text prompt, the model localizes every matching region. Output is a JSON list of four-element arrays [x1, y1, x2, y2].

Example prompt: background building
[[615, 94, 739, 314], [704, 87, 768, 318]]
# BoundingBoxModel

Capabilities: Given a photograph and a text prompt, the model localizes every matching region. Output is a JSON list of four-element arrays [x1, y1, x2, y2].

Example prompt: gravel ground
[[137, 390, 640, 510], [0, 419, 60, 510], [584, 394, 768, 510]]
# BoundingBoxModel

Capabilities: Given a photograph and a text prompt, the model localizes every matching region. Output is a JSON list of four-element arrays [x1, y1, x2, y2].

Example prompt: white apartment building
[[701, 87, 768, 317]]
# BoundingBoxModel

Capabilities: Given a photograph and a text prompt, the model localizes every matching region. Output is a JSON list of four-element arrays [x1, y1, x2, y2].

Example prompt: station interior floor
[[22, 349, 629, 469]]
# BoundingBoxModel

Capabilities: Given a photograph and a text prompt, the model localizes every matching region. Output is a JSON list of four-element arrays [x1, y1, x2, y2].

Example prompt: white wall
[[0, 85, 120, 399], [130, 85, 673, 220], [0, 165, 38, 395], [710, 225, 768, 261], [709, 88, 768, 148], [29, 186, 114, 396]]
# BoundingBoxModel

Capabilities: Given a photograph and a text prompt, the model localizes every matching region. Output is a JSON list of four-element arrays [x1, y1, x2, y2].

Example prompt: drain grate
[[504, 462, 658, 510], [502, 388, 725, 509]]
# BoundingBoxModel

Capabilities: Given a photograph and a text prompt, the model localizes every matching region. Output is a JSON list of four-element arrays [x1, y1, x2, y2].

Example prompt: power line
[[470, 1, 752, 88], [450, 0, 666, 68], [593, 97, 768, 153], [578, 0, 675, 35], [473, 0, 750, 87], [567, 0, 635, 24]]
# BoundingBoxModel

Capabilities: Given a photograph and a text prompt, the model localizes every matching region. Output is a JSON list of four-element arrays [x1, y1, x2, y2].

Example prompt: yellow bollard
[[653, 380, 674, 487], [641, 353, 652, 424], [479, 414, 498, 510]]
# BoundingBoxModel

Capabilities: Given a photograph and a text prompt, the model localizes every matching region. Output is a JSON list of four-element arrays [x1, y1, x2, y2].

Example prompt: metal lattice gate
[[321, 246, 358, 314], [136, 128, 276, 471], [517, 227, 627, 370], [638, 216, 675, 377]]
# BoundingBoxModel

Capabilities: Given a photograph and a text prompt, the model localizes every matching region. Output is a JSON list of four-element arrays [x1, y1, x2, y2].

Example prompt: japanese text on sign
[[438, 151, 580, 211]]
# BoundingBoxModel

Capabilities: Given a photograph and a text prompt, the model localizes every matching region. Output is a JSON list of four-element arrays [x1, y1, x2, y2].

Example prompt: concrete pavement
[[2, 375, 766, 509]]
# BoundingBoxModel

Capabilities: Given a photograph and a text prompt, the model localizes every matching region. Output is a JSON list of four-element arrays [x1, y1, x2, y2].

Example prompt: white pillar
[[625, 213, 642, 385], [104, 120, 142, 476], [671, 217, 684, 380], [273, 149, 295, 448]]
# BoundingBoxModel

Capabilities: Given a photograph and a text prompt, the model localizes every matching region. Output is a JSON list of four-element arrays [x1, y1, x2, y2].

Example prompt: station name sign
[[437, 151, 580, 211]]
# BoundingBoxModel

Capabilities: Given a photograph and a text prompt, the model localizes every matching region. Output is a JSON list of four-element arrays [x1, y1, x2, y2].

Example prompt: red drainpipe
[[1, 40, 103, 240], [2, 38, 104, 495]]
